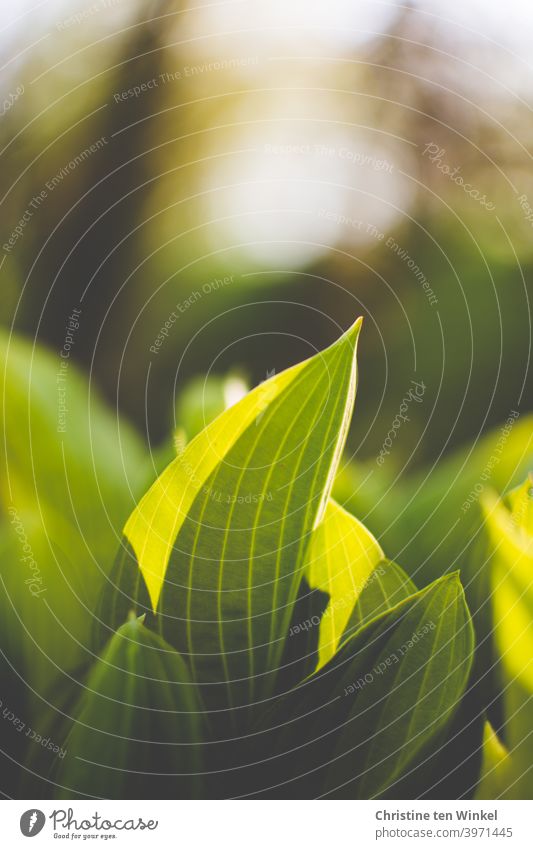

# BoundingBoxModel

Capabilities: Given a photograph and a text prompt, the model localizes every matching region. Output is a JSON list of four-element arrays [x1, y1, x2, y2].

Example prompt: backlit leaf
[[304, 499, 415, 669], [104, 320, 363, 716], [475, 722, 517, 800], [481, 479, 533, 798]]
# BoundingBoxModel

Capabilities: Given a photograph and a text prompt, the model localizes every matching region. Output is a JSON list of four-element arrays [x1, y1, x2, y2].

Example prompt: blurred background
[[1, 0, 532, 466]]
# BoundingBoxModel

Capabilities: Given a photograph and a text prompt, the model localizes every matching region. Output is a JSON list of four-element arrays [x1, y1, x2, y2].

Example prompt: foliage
[[0, 323, 530, 799]]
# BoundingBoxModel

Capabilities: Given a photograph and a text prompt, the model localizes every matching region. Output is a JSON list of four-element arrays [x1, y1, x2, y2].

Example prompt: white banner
[[0, 799, 530, 848]]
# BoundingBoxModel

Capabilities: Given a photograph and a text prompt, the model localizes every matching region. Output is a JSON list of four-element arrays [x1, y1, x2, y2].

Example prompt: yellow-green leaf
[[482, 481, 533, 694], [482, 479, 533, 798], [106, 319, 362, 714], [475, 722, 517, 800], [305, 499, 415, 669]]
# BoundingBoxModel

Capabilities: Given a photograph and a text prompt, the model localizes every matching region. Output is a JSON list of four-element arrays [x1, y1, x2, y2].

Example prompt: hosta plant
[[2, 321, 530, 799], [50, 320, 476, 799]]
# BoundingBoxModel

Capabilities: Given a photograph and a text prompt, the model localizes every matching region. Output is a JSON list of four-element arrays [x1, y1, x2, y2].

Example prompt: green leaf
[[326, 574, 473, 798], [105, 319, 363, 714], [57, 616, 204, 799], [483, 480, 533, 694], [507, 474, 533, 535], [334, 411, 533, 588], [304, 499, 415, 669], [333, 416, 533, 746], [475, 722, 518, 800], [257, 573, 474, 799], [0, 332, 149, 699], [341, 557, 417, 641], [481, 479, 533, 798]]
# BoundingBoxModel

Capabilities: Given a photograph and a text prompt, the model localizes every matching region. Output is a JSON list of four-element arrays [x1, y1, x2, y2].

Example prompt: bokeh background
[[2, 0, 532, 461]]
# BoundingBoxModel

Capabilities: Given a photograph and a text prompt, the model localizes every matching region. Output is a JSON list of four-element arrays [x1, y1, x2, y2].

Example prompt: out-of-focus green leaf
[[304, 499, 415, 669], [57, 616, 204, 799], [507, 474, 533, 534], [334, 412, 533, 587], [104, 319, 363, 717], [475, 722, 517, 800], [0, 331, 149, 698], [483, 480, 533, 693], [481, 478, 533, 798], [258, 573, 473, 799]]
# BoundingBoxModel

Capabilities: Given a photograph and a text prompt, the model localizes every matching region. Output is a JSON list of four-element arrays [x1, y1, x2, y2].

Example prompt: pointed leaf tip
[[337, 316, 363, 345]]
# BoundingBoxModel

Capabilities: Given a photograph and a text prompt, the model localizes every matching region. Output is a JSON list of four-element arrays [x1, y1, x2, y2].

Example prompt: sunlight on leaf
[[482, 479, 533, 798], [111, 320, 362, 714], [305, 499, 415, 669], [475, 722, 516, 800]]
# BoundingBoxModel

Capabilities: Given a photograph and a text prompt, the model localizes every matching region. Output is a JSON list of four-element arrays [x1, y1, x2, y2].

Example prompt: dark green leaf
[[57, 616, 204, 799]]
